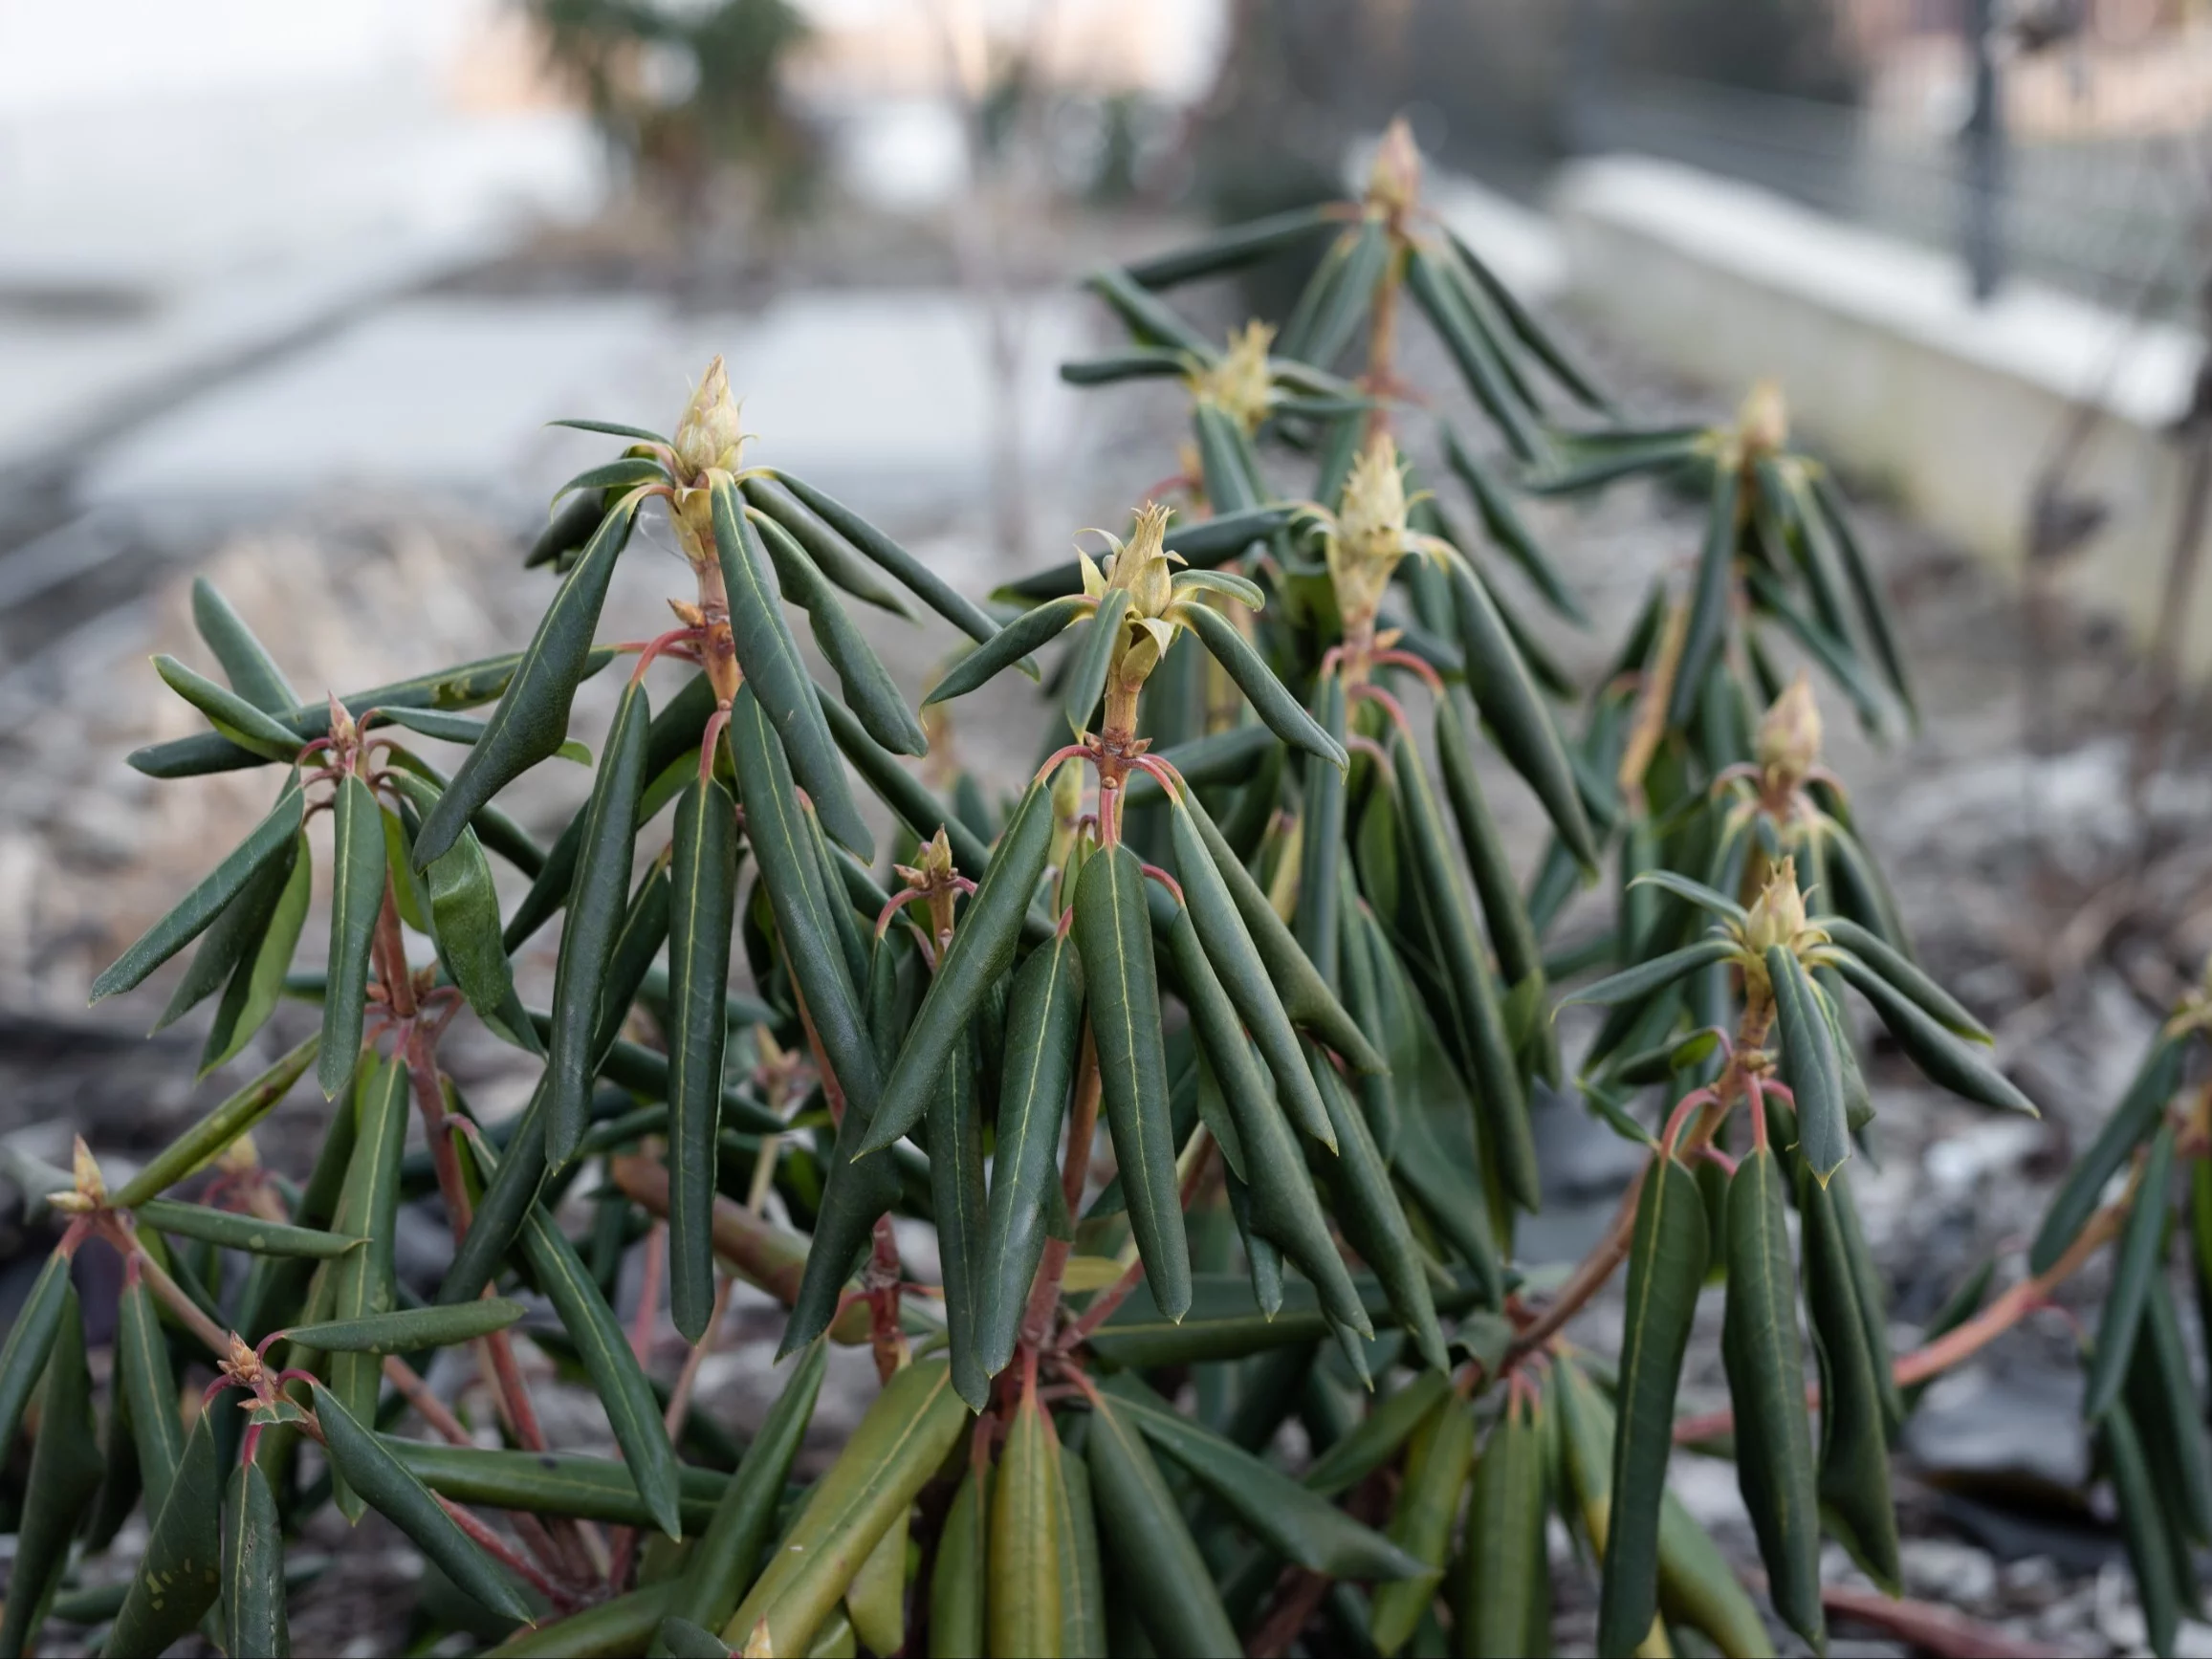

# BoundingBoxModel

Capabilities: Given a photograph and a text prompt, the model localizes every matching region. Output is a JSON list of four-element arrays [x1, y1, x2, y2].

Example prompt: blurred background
[[4, 0, 2212, 1650]]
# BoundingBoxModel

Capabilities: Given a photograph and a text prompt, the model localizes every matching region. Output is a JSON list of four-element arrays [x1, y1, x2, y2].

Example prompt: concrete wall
[[1550, 155, 2209, 674]]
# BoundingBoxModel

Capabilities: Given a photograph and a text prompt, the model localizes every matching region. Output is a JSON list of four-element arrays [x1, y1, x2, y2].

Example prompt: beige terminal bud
[[673, 355, 746, 481], [1756, 673, 1824, 791], [1327, 433, 1414, 628], [1366, 116, 1422, 216], [1194, 321, 1278, 434]]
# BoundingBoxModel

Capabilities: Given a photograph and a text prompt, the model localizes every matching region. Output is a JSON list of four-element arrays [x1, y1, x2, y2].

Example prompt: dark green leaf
[[224, 1460, 291, 1656], [1457, 1389, 1549, 1657], [771, 470, 1005, 650], [865, 778, 1053, 1153], [1124, 205, 1337, 288], [1085, 1393, 1241, 1658], [326, 1054, 411, 1516], [1669, 466, 1742, 730], [1563, 938, 1740, 1010], [310, 1384, 535, 1623], [664, 1342, 828, 1640], [107, 1411, 225, 1657], [979, 932, 1085, 1377], [1083, 265, 1215, 357], [2086, 1121, 2178, 1423], [669, 773, 739, 1342], [191, 578, 298, 711], [1769, 945, 1850, 1184], [91, 774, 306, 1002], [1721, 1146, 1824, 1649], [318, 773, 386, 1097], [138, 1197, 361, 1258], [1182, 602, 1347, 770], [931, 1456, 989, 1659], [117, 1036, 318, 1206], [2104, 1395, 2181, 1658], [932, 1024, 990, 1408], [546, 678, 651, 1165], [929, 596, 1088, 706], [2032, 1037, 2181, 1274], [1062, 588, 1131, 735], [1833, 951, 2038, 1116], [1448, 554, 1596, 868], [1074, 844, 1190, 1321], [1799, 1169, 1900, 1590], [1597, 1155, 1709, 1654], [284, 1299, 526, 1353], [1369, 1391, 1476, 1655], [415, 492, 644, 866], [1104, 1376, 1423, 1579]]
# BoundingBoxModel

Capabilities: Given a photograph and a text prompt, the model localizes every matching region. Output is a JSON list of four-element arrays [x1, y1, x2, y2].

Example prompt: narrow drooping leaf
[[1441, 426, 1589, 622], [1295, 668, 1348, 985], [91, 773, 305, 1002], [1458, 1391, 1550, 1657], [1447, 556, 1596, 870], [772, 469, 1005, 649], [154, 653, 307, 761], [1819, 919, 1985, 1040], [932, 1458, 989, 1659], [2086, 1121, 2178, 1423], [2031, 1036, 2182, 1274], [318, 774, 387, 1098], [1307, 1043, 1445, 1372], [202, 830, 313, 1074], [0, 1287, 100, 1659], [1123, 204, 1335, 287], [933, 596, 1090, 706], [1181, 792, 1385, 1072], [1669, 466, 1741, 730], [2105, 1394, 2182, 1659], [712, 479, 870, 855], [722, 1359, 972, 1655], [1168, 797, 1336, 1147], [546, 675, 651, 1166], [117, 1274, 186, 1517], [1062, 587, 1130, 736], [2127, 1272, 2212, 1546], [669, 773, 739, 1343], [116, 1035, 318, 1206], [484, 1135, 685, 1539], [224, 1460, 291, 1657], [1104, 1377, 1422, 1580], [992, 1385, 1064, 1658], [1721, 1146, 1824, 1649], [867, 778, 1054, 1152], [1073, 843, 1190, 1321], [979, 932, 1084, 1376], [664, 1342, 829, 1645], [1435, 688, 1543, 990], [138, 1197, 361, 1258], [310, 1384, 535, 1624], [192, 577, 299, 711], [1369, 1391, 1476, 1656], [1831, 952, 2037, 1116], [1799, 1168, 1900, 1590], [1564, 938, 1738, 1011], [1769, 944, 1850, 1184], [387, 1439, 725, 1531], [1084, 1394, 1241, 1659], [729, 687, 879, 1130], [933, 1025, 991, 1408], [326, 1053, 411, 1517], [106, 1413, 225, 1658], [1597, 1153, 1708, 1654], [1055, 1446, 1106, 1659], [284, 1299, 526, 1354], [1167, 914, 1370, 1349], [155, 824, 300, 1032], [1393, 726, 1539, 1212], [1181, 603, 1348, 770], [414, 491, 644, 865]]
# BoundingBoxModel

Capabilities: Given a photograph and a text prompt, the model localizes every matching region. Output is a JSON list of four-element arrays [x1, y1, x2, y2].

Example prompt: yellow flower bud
[[1326, 432, 1413, 627], [1194, 321, 1277, 434], [1738, 379, 1788, 458], [1107, 502, 1178, 621], [1741, 859, 1808, 960], [673, 355, 746, 480], [1366, 117, 1422, 216], [1755, 673, 1823, 788]]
